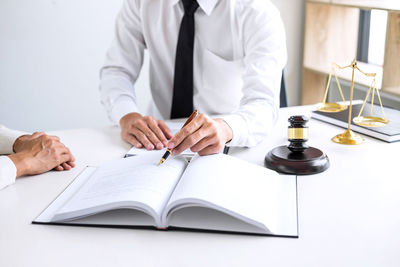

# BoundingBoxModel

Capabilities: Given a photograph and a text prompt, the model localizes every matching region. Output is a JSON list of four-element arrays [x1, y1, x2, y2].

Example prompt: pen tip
[[157, 159, 165, 166]]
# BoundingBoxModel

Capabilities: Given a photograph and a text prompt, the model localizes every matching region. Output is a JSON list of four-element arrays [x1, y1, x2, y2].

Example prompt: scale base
[[265, 146, 330, 175], [332, 129, 364, 145]]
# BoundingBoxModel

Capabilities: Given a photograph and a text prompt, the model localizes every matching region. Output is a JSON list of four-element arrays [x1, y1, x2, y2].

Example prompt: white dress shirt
[[0, 125, 23, 190], [100, 0, 287, 147]]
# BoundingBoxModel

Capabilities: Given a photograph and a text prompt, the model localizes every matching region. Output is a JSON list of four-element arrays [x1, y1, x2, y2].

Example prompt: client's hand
[[9, 132, 75, 177], [168, 114, 233, 156], [120, 112, 172, 150]]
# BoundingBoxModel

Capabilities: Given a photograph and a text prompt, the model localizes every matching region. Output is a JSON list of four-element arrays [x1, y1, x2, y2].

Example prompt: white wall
[[0, 0, 304, 132], [0, 0, 124, 132], [271, 0, 305, 106]]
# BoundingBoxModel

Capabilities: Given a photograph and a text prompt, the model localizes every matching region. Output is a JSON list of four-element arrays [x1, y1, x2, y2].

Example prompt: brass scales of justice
[[316, 59, 390, 145]]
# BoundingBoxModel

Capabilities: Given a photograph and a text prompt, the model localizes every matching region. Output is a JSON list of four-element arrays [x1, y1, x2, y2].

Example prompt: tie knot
[[182, 0, 199, 15]]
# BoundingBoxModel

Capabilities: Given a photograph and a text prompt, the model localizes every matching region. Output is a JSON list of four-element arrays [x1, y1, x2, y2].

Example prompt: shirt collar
[[170, 0, 218, 16]]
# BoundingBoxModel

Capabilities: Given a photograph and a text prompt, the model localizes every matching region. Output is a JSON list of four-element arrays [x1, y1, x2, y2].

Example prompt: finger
[[68, 152, 75, 163], [146, 118, 168, 148], [158, 120, 173, 140], [123, 133, 143, 148], [168, 115, 205, 150], [58, 153, 75, 166], [54, 165, 64, 171], [54, 144, 74, 164], [198, 144, 224, 156], [66, 161, 76, 168], [137, 123, 163, 150], [59, 153, 76, 169], [51, 144, 70, 157], [52, 142, 68, 151], [190, 135, 216, 153], [49, 135, 61, 142], [173, 128, 208, 155], [61, 162, 71, 170], [31, 132, 45, 139], [131, 128, 154, 150]]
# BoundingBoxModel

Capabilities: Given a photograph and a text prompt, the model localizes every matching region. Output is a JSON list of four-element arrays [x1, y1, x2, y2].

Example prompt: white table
[[1, 106, 399, 267]]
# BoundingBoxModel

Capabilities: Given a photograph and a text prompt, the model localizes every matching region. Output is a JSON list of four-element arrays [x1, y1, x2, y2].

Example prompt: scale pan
[[316, 102, 347, 113], [353, 116, 389, 127]]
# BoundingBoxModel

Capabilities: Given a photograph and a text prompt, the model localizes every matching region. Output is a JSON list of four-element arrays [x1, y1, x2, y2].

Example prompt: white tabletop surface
[[1, 105, 399, 267]]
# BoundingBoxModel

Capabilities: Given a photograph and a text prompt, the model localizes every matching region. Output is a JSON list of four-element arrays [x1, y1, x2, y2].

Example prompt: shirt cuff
[[219, 113, 248, 147], [0, 156, 17, 190], [110, 96, 140, 125], [100, 71, 140, 125], [0, 127, 25, 155]]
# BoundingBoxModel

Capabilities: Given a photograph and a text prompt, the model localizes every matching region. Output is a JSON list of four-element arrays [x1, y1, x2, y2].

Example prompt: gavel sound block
[[264, 115, 330, 175]]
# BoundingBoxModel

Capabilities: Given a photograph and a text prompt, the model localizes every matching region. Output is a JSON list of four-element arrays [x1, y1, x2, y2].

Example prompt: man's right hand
[[9, 133, 75, 177], [120, 112, 172, 150]]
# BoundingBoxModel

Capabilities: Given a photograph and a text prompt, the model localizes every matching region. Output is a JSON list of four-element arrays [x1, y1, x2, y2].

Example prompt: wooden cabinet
[[301, 0, 400, 104]]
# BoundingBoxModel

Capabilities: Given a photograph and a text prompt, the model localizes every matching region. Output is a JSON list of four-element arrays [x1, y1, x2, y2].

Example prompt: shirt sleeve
[[221, 1, 287, 147], [0, 125, 25, 155], [0, 156, 17, 190], [99, 0, 146, 125]]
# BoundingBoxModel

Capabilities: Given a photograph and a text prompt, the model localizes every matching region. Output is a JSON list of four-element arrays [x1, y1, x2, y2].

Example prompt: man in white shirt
[[100, 0, 287, 155], [0, 125, 75, 190]]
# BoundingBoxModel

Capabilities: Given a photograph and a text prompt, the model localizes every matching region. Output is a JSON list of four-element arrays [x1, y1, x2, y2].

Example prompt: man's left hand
[[168, 114, 232, 156]]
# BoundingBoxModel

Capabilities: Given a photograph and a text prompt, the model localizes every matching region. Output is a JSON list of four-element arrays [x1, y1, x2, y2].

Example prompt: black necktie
[[170, 0, 199, 119]]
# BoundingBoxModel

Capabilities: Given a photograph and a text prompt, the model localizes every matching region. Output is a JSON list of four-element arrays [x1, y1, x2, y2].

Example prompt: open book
[[34, 152, 298, 237]]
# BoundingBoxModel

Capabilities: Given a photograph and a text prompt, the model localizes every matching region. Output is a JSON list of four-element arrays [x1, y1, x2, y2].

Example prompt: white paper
[[164, 154, 281, 233], [53, 152, 188, 223]]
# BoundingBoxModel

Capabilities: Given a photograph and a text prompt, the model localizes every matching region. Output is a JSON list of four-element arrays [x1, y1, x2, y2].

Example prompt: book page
[[163, 154, 282, 233], [52, 152, 188, 224]]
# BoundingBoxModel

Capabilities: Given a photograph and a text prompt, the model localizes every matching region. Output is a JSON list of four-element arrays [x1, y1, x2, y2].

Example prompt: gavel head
[[287, 115, 309, 153]]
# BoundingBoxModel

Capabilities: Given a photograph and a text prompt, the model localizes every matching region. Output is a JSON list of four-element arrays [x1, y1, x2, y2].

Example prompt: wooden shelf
[[301, 1, 400, 105], [307, 0, 400, 11], [303, 3, 359, 71], [303, 62, 383, 89], [383, 12, 400, 94], [302, 69, 327, 105]]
